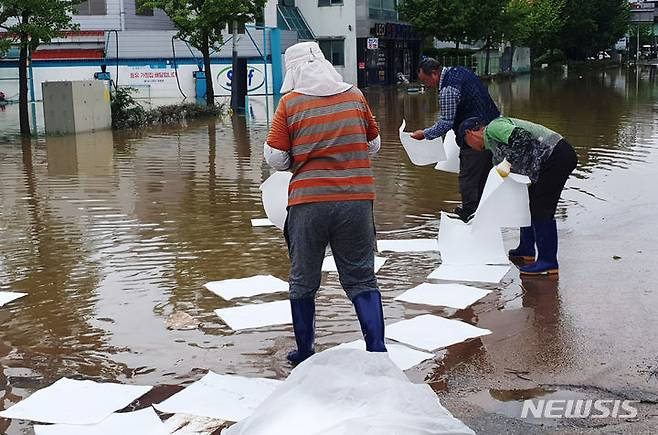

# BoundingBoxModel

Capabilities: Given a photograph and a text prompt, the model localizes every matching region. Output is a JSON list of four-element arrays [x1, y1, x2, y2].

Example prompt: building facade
[[265, 0, 420, 88]]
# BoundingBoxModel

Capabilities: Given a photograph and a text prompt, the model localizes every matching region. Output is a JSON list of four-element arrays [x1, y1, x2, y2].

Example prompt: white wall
[[297, 1, 358, 85], [0, 62, 274, 101], [264, 1, 278, 28]]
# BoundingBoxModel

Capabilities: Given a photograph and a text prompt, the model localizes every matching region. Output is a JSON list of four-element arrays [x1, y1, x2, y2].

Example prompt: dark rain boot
[[287, 297, 316, 365], [352, 290, 387, 352], [520, 219, 559, 275], [508, 226, 536, 261]]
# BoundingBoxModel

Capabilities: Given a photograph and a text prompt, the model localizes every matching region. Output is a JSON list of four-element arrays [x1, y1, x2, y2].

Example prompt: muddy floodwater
[[1, 68, 658, 433]]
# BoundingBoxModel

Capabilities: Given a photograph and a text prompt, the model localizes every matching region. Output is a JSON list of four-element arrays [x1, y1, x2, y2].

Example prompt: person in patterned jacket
[[458, 116, 578, 276]]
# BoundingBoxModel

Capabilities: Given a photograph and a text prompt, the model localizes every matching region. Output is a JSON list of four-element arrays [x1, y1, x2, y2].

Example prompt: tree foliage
[[0, 0, 77, 136], [401, 0, 631, 61], [398, 0, 481, 48], [144, 0, 265, 106], [559, 0, 629, 60]]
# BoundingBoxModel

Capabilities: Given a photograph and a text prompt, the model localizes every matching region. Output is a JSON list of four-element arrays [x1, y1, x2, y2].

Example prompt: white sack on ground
[[259, 171, 292, 230], [225, 348, 475, 435]]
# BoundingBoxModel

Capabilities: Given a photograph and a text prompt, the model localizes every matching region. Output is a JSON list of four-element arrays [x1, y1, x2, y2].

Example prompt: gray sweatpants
[[283, 200, 379, 301]]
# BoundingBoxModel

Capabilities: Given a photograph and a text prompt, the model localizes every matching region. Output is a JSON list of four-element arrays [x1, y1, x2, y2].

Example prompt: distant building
[[264, 0, 421, 88]]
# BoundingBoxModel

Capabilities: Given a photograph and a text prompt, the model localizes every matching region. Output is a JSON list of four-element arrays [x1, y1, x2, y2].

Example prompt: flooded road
[[1, 68, 658, 433]]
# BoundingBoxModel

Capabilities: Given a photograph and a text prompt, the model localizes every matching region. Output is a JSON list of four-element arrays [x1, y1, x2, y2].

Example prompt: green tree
[[471, 0, 508, 75], [0, 0, 77, 136], [559, 0, 629, 60], [144, 0, 265, 106], [399, 0, 480, 50], [506, 0, 565, 57]]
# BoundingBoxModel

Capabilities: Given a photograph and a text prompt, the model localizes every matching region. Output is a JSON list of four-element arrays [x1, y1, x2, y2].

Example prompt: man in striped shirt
[[264, 42, 386, 364]]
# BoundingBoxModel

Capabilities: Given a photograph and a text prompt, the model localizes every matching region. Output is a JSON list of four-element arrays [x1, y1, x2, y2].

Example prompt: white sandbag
[[438, 212, 509, 266], [435, 130, 460, 174], [399, 120, 447, 166], [225, 348, 475, 435], [259, 171, 293, 230], [470, 169, 531, 229]]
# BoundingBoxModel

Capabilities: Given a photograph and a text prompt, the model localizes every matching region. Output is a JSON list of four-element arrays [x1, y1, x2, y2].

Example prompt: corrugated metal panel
[[73, 0, 122, 31], [105, 29, 273, 59], [280, 30, 299, 52], [123, 0, 177, 31]]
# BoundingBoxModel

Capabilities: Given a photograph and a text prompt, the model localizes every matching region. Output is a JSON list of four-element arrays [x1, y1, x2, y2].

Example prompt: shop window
[[73, 0, 107, 15], [135, 0, 154, 16], [319, 0, 343, 6], [319, 39, 344, 66]]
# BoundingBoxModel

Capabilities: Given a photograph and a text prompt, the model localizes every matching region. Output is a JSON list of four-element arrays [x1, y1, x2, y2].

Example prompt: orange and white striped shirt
[[266, 87, 380, 207]]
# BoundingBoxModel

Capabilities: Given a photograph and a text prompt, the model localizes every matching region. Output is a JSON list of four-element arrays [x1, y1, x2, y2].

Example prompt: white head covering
[[280, 41, 353, 97]]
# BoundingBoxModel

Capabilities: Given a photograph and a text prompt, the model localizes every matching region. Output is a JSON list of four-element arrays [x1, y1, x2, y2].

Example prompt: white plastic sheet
[[394, 283, 491, 310], [214, 300, 292, 331], [336, 340, 435, 371], [0, 291, 27, 307], [377, 239, 438, 253], [34, 408, 168, 435], [250, 218, 274, 227], [321, 256, 387, 273], [0, 378, 153, 425], [470, 168, 531, 229], [427, 264, 511, 284], [204, 275, 288, 300], [225, 348, 475, 435], [259, 171, 293, 230], [399, 120, 447, 166], [434, 130, 460, 174], [438, 212, 508, 265], [385, 315, 492, 352], [154, 372, 282, 423]]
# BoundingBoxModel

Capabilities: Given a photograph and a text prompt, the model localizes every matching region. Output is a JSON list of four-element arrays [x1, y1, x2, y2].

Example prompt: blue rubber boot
[[520, 220, 559, 275], [508, 226, 536, 261], [287, 297, 315, 364], [352, 291, 387, 352]]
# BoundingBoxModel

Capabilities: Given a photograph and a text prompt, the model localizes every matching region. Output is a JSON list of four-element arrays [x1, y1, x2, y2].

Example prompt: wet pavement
[[1, 68, 658, 433]]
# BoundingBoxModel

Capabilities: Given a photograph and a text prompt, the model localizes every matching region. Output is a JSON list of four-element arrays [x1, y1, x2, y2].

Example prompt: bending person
[[264, 42, 386, 364], [457, 117, 578, 275]]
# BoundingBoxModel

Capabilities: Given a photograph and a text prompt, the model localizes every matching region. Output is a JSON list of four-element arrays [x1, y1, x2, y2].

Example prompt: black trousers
[[529, 139, 578, 220], [459, 147, 494, 215]]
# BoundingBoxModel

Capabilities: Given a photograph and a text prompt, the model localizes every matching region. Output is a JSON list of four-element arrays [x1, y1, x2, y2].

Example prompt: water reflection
[[46, 130, 114, 176], [0, 68, 657, 434]]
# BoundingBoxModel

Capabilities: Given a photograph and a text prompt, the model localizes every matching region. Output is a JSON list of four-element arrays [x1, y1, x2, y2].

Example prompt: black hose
[[171, 36, 187, 99]]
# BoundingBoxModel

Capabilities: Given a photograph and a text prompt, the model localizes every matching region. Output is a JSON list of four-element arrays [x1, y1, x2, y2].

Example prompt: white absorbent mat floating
[[204, 275, 288, 300], [250, 218, 275, 227], [259, 171, 292, 230], [434, 130, 460, 174], [336, 340, 435, 371], [34, 407, 168, 435], [470, 168, 531, 229], [0, 378, 153, 425], [438, 212, 509, 266], [399, 120, 447, 166], [225, 348, 475, 435], [154, 372, 282, 423], [0, 291, 27, 307], [377, 239, 438, 253], [214, 300, 291, 331], [385, 314, 492, 352], [321, 256, 387, 273], [394, 283, 491, 310], [428, 264, 512, 284]]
